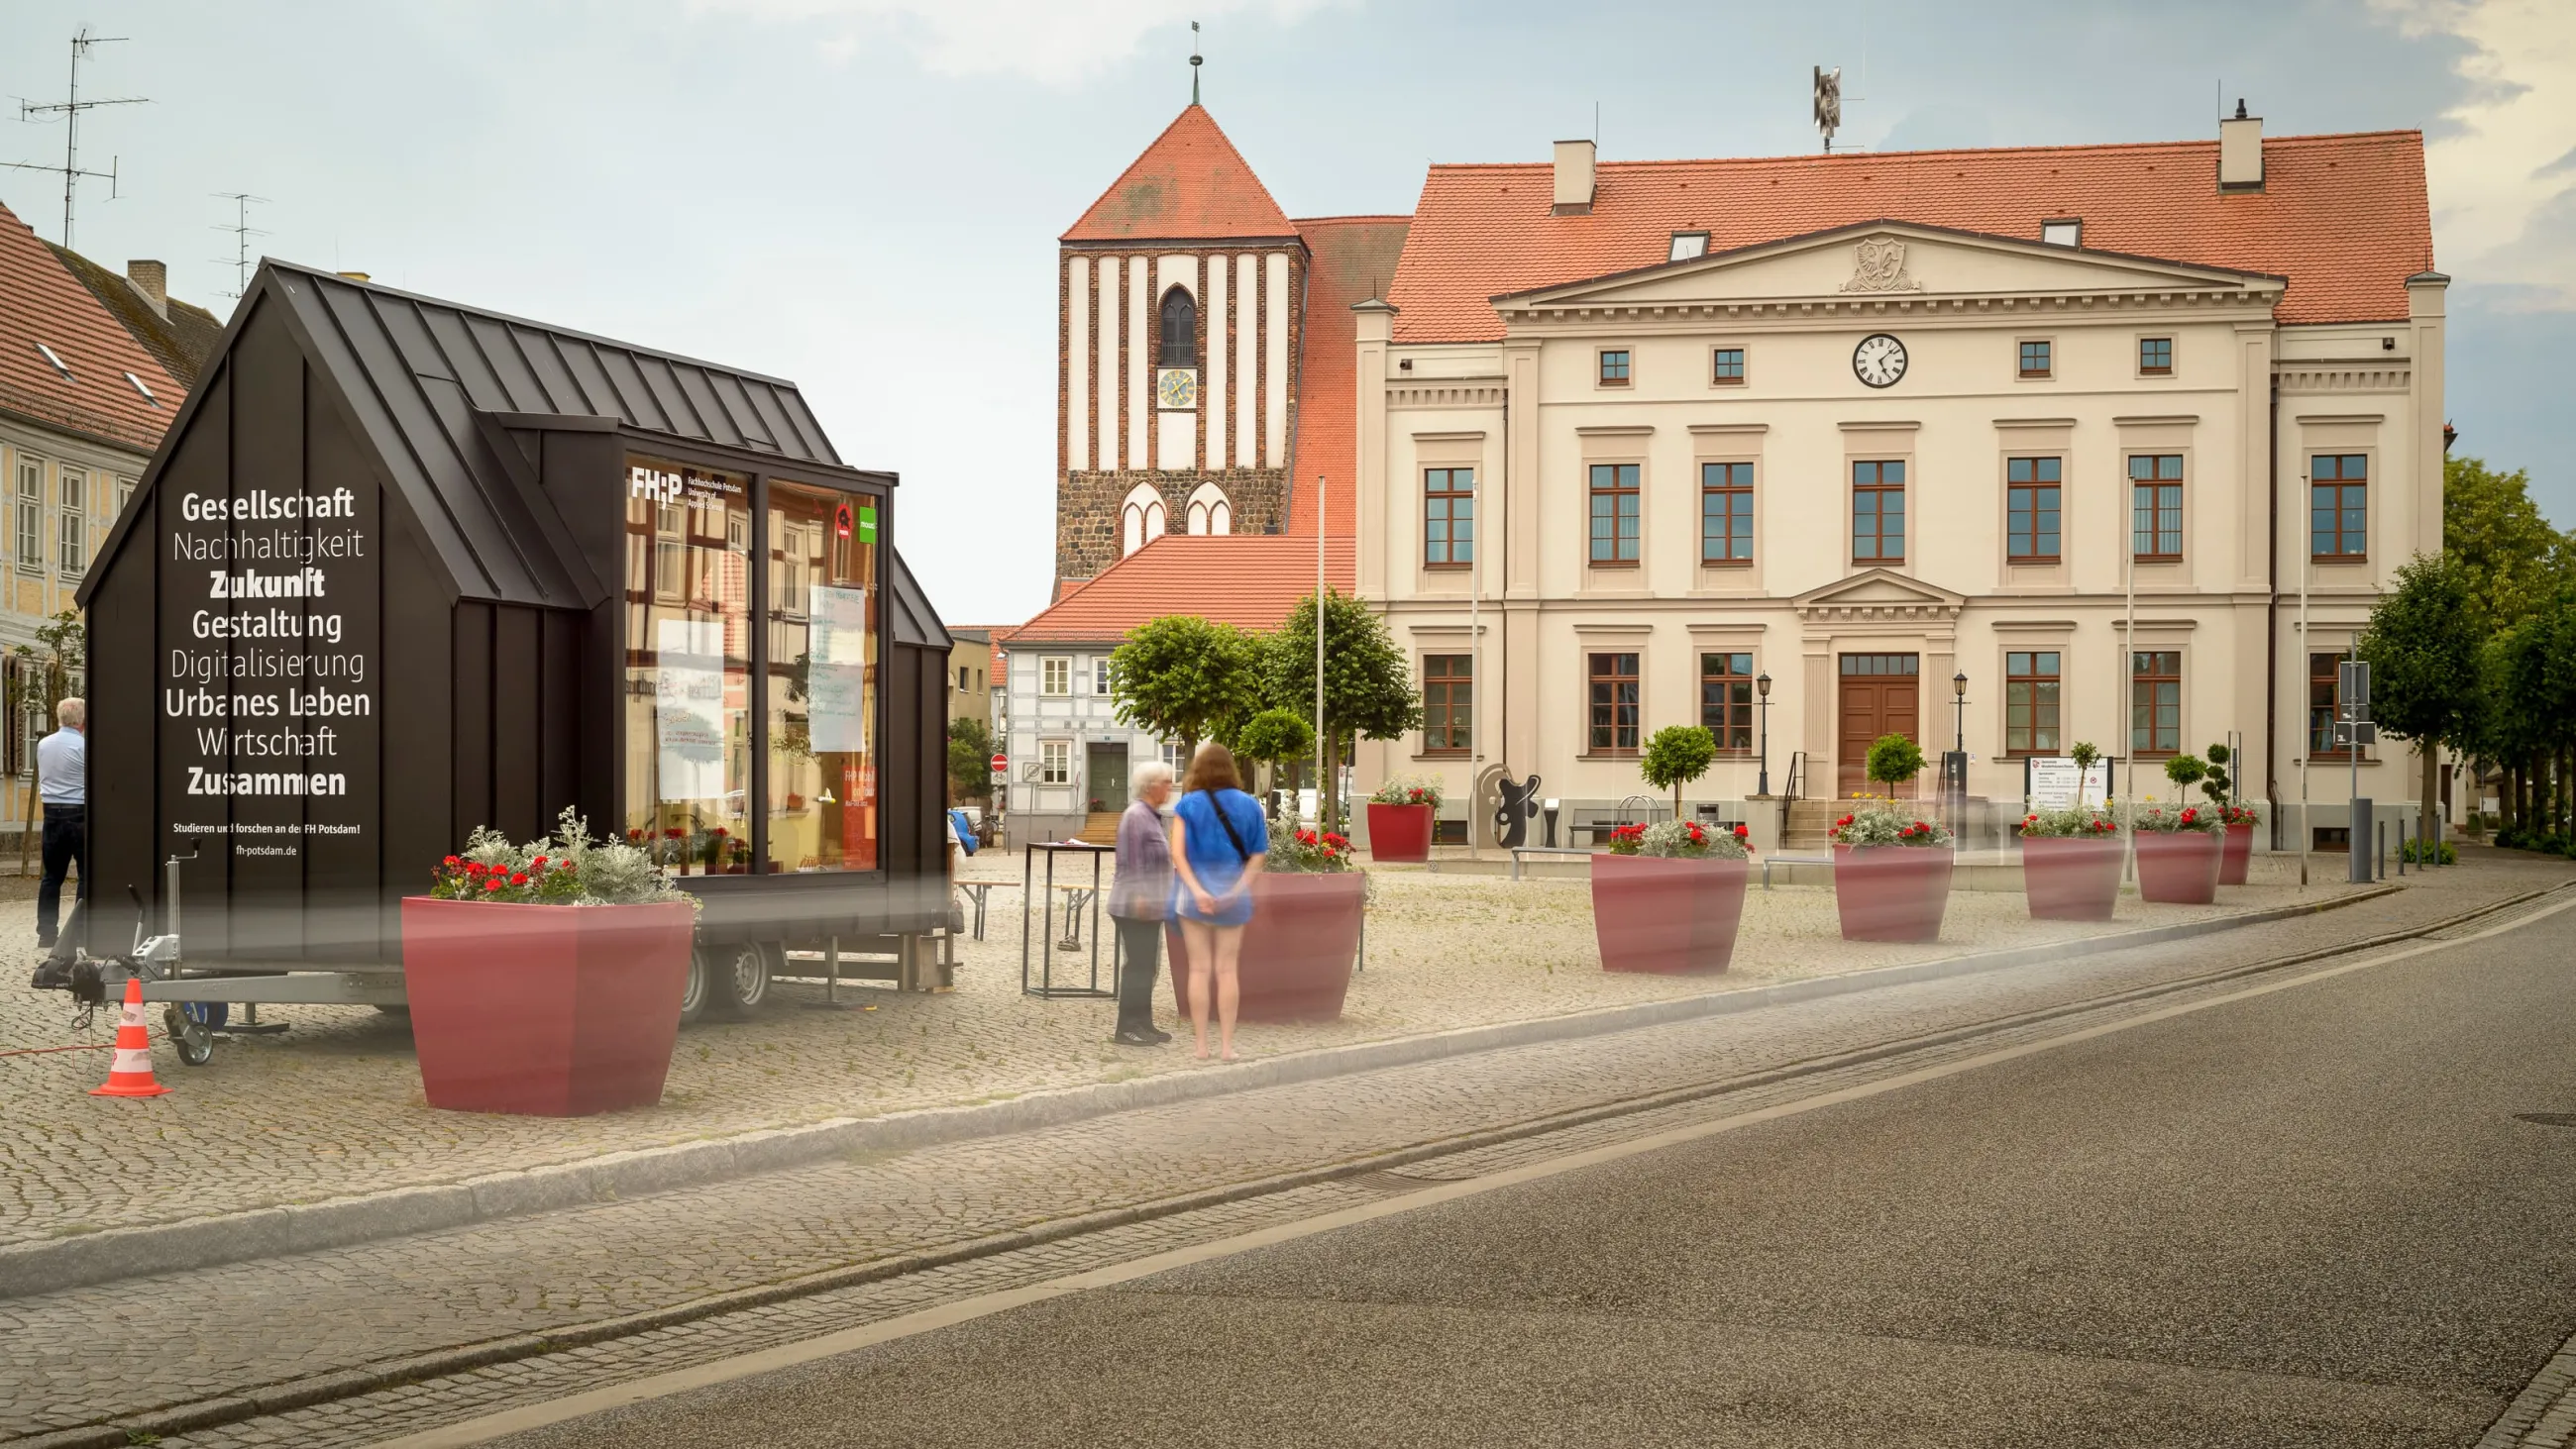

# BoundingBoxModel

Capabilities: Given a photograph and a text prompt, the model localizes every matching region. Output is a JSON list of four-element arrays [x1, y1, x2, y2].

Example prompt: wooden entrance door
[[1837, 653, 1921, 797], [1086, 743, 1128, 812]]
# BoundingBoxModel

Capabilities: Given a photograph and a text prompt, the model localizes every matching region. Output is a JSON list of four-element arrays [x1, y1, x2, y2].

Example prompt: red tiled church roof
[[0, 195, 188, 450], [1062, 105, 1297, 243], [1287, 215, 1409, 556], [1388, 131, 2432, 342], [1001, 535, 1355, 646]]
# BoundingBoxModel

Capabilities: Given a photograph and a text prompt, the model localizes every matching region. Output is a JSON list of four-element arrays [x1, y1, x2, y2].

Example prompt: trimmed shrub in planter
[[406, 810, 698, 1116], [1366, 774, 1441, 864], [1593, 819, 1752, 974], [1170, 819, 1364, 1022], [2132, 803, 2224, 904], [1829, 801, 1953, 942], [2018, 803, 2122, 921]]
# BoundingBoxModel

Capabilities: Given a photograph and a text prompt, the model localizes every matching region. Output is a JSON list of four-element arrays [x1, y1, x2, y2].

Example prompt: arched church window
[[1159, 286, 1198, 369], [1120, 482, 1167, 557], [1185, 480, 1231, 537]]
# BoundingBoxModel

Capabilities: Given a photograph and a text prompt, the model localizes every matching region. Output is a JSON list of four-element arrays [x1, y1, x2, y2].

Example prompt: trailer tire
[[708, 940, 770, 1017], [679, 948, 716, 1026]]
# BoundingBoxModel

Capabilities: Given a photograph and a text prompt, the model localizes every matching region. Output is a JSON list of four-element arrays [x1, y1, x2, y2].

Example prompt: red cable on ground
[[0, 1043, 116, 1058]]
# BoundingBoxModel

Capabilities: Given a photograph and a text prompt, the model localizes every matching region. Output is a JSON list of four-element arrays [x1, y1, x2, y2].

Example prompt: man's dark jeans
[[37, 803, 84, 947]]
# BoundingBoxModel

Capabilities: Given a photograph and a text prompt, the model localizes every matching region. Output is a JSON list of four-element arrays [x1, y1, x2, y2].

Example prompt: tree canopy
[[2360, 554, 2488, 845], [1263, 589, 1422, 829], [946, 715, 993, 800], [1641, 724, 1719, 817], [1107, 616, 1266, 760], [2444, 455, 2571, 631]]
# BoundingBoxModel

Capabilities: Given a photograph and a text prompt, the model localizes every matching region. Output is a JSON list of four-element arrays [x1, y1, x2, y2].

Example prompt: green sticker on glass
[[857, 504, 878, 543]]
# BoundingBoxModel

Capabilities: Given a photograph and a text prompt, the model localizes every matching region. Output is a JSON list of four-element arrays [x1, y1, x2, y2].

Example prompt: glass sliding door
[[622, 455, 754, 874], [764, 480, 882, 873]]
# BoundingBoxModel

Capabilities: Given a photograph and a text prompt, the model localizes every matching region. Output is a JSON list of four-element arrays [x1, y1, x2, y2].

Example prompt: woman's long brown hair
[[1182, 741, 1241, 795]]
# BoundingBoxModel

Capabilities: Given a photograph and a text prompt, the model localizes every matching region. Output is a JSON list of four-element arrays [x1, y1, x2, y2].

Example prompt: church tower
[[1055, 104, 1305, 581]]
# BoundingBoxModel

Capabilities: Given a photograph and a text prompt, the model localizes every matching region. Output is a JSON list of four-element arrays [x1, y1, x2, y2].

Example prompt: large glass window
[[2130, 455, 2184, 561], [1588, 652, 1640, 755], [2131, 650, 2181, 757], [2309, 652, 2356, 758], [1424, 654, 1471, 755], [1425, 467, 1473, 568], [1853, 460, 1905, 563], [56, 466, 84, 576], [623, 456, 753, 874], [2005, 651, 2061, 755], [14, 459, 41, 573], [1588, 464, 1640, 564], [2311, 454, 2367, 560], [2006, 457, 2061, 562], [765, 479, 882, 874], [1701, 652, 1754, 753], [1701, 462, 1753, 565]]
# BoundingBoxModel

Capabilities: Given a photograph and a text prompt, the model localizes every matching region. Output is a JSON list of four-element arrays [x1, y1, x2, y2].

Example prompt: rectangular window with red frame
[[1700, 462, 1753, 564], [2131, 650, 2180, 757], [1423, 654, 1471, 756], [2005, 651, 2061, 755], [1700, 652, 1755, 753], [2311, 455, 2367, 560], [2130, 455, 2184, 561], [1853, 460, 1905, 564]]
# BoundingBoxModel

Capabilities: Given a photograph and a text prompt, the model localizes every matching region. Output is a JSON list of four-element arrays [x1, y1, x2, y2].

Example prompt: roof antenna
[[1190, 21, 1202, 105], [210, 191, 271, 301], [3, 26, 149, 252]]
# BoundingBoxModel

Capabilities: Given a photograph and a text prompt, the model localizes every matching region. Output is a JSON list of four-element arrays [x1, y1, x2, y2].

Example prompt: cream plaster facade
[[1353, 222, 2445, 837]]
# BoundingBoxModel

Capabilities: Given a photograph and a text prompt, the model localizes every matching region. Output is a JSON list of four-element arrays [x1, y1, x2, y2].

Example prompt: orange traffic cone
[[90, 978, 169, 1098]]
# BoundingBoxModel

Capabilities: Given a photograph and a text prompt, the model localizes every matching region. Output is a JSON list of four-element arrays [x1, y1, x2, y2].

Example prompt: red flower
[[665, 828, 686, 839], [531, 855, 549, 870], [710, 827, 728, 839], [1734, 824, 1750, 838], [442, 854, 461, 867], [626, 828, 643, 840], [510, 872, 529, 885], [483, 879, 504, 893]]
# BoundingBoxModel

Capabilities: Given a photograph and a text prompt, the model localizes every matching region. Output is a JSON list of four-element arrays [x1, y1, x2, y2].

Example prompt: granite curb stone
[[0, 884, 2398, 1301]]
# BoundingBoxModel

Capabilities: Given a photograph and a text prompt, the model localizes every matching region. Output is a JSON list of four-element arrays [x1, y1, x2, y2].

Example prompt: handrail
[[1778, 750, 1806, 843]]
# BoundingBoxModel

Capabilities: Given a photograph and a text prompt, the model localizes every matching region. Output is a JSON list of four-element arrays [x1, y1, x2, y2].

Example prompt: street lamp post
[[1755, 671, 1773, 797], [1950, 671, 1970, 819]]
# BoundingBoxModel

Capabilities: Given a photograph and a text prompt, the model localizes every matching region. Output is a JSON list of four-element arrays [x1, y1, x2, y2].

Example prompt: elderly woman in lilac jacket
[[1106, 759, 1177, 1046]]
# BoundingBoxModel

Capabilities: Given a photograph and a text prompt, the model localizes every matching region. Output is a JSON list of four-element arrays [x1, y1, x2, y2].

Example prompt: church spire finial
[[1190, 21, 1202, 105]]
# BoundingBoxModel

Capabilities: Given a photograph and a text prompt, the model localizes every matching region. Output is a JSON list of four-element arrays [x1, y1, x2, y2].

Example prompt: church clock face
[[1853, 333, 1908, 388], [1155, 368, 1198, 409]]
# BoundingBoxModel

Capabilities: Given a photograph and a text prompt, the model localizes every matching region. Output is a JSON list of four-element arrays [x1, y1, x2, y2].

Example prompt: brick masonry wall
[[1055, 466, 1289, 580]]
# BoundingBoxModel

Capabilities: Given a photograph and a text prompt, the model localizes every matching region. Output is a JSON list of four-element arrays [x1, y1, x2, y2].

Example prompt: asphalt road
[[493, 901, 2576, 1449]]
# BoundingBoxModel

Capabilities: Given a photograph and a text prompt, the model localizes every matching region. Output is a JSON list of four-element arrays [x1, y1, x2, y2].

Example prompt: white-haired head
[[1130, 758, 1175, 799]]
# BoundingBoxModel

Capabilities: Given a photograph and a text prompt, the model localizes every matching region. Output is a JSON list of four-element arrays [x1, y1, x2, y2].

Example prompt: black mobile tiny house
[[77, 260, 952, 1017]]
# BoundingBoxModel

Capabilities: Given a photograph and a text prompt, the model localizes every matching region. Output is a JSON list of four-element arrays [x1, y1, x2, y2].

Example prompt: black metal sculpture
[[1493, 774, 1542, 849]]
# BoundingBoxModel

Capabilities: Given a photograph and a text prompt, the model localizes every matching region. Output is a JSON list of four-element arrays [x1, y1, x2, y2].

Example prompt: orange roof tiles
[[1388, 131, 2432, 342], [1287, 216, 1409, 552], [0, 195, 188, 451], [1000, 534, 1356, 646], [1063, 105, 1297, 243]]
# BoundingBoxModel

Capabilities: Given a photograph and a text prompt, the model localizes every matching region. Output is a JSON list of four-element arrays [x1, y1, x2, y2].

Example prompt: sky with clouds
[[3, 0, 2567, 624]]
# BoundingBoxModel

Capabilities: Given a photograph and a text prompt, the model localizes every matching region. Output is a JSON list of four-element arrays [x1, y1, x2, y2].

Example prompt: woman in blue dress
[[1170, 741, 1267, 1061]]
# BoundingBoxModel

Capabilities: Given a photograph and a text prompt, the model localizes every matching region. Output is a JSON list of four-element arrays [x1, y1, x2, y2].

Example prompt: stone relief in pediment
[[1838, 235, 1923, 294]]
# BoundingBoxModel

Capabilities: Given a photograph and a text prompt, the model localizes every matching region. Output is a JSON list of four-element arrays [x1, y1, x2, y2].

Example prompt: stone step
[[1075, 811, 1122, 846]]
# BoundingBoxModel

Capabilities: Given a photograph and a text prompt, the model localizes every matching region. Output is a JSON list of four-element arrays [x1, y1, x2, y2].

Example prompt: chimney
[[2218, 99, 2264, 191], [125, 259, 169, 319], [1553, 139, 1595, 215]]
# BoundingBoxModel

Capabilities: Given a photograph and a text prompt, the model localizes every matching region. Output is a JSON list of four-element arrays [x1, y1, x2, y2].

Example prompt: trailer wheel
[[163, 1004, 214, 1067], [709, 941, 771, 1017], [680, 948, 715, 1025]]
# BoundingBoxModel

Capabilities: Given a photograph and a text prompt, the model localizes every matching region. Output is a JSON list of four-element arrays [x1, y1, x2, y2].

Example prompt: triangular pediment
[[1793, 569, 1966, 618], [1494, 221, 2284, 312]]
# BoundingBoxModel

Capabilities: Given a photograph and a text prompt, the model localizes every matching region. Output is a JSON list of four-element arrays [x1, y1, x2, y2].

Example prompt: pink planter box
[[1366, 802, 1433, 864], [1591, 854, 1749, 974], [1833, 844, 1953, 942], [2219, 822, 2253, 884], [2134, 830, 2223, 904], [1169, 872, 1365, 1022], [2021, 835, 2122, 921], [401, 897, 694, 1116]]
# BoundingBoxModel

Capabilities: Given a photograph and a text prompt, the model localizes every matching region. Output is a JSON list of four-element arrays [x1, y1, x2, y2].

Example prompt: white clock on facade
[[1853, 333, 1908, 388]]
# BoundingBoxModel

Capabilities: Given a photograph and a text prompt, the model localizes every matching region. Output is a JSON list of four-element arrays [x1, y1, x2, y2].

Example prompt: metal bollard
[[2398, 819, 2408, 877], [2377, 820, 2386, 880]]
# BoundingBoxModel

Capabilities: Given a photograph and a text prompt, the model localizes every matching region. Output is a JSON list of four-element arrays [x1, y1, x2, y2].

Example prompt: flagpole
[[1467, 466, 1481, 860], [1315, 472, 1327, 834], [2298, 470, 2310, 888]]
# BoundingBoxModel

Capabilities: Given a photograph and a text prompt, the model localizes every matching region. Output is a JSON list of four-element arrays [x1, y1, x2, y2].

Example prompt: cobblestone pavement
[[2, 853, 2565, 1445], [0, 852, 2386, 1248]]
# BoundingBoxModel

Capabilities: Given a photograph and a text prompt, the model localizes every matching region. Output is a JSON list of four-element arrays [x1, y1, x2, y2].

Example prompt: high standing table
[[1020, 841, 1119, 998]]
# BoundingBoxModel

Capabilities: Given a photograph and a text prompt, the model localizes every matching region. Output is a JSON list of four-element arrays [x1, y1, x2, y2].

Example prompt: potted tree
[[1830, 734, 1953, 941], [1364, 773, 1442, 864], [1641, 723, 1721, 825], [1237, 706, 1315, 819], [1169, 819, 1365, 1022], [1593, 817, 1754, 974], [2195, 743, 2260, 883], [403, 808, 698, 1116], [2133, 754, 2226, 903]]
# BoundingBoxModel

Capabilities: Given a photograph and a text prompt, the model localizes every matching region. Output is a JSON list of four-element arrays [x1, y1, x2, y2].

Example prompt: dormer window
[[2041, 218, 2082, 248], [35, 344, 72, 381], [1668, 231, 1709, 262], [125, 371, 161, 407]]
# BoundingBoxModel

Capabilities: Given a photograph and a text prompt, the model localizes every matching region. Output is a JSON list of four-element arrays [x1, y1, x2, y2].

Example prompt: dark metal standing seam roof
[[79, 260, 947, 648]]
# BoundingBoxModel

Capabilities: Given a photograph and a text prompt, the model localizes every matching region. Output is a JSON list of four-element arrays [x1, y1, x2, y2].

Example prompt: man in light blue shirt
[[36, 696, 84, 949]]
